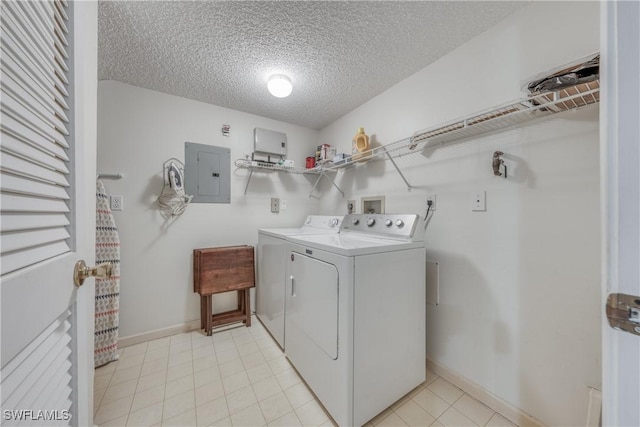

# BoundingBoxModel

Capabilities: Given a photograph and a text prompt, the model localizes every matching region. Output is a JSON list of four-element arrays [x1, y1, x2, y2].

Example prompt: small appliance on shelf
[[316, 144, 336, 164]]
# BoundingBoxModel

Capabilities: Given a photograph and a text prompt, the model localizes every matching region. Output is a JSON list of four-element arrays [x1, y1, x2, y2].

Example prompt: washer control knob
[[352, 219, 360, 225], [331, 218, 339, 226], [367, 218, 376, 227], [395, 219, 405, 227], [385, 219, 393, 227]]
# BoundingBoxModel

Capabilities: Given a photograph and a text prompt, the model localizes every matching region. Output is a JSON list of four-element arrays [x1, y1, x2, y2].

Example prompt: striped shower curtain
[[95, 180, 121, 367]]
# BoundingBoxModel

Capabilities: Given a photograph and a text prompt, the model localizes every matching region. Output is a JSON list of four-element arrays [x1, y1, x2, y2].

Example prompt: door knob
[[606, 293, 640, 336], [73, 260, 113, 287]]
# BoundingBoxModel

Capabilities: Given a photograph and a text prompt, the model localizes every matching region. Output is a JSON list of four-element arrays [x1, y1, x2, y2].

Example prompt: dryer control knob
[[367, 218, 376, 227], [352, 219, 360, 225], [331, 218, 339, 226], [395, 219, 405, 227], [385, 219, 393, 227]]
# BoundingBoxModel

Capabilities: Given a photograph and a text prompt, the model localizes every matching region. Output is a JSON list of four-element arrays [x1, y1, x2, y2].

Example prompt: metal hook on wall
[[492, 151, 507, 178]]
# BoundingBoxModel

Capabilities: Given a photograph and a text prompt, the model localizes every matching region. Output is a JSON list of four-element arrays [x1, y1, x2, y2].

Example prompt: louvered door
[[1, 1, 97, 426]]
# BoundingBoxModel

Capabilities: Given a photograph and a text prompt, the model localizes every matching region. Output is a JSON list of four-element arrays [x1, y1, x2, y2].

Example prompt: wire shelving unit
[[235, 80, 600, 195]]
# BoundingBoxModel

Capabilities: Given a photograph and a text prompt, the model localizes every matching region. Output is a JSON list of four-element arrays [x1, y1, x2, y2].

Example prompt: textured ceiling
[[98, 1, 525, 130]]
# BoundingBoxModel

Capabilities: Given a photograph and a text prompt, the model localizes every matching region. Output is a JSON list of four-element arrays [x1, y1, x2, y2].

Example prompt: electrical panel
[[254, 128, 287, 157], [185, 142, 231, 203]]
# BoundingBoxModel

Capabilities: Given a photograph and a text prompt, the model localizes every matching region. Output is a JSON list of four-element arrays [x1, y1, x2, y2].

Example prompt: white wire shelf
[[323, 80, 600, 175], [411, 80, 600, 149], [234, 159, 323, 175], [235, 80, 599, 195], [234, 158, 343, 197]]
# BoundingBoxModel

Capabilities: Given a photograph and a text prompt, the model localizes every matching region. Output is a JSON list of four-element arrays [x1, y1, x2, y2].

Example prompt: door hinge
[[606, 293, 640, 336]]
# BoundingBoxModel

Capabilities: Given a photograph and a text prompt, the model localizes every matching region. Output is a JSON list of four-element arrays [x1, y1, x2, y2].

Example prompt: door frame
[[72, 2, 99, 424], [600, 1, 640, 426]]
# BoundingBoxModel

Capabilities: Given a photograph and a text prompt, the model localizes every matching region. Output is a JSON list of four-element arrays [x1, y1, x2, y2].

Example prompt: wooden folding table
[[193, 245, 255, 336]]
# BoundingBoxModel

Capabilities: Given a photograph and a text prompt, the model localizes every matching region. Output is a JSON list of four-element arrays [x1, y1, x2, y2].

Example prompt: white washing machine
[[256, 215, 343, 348], [285, 214, 426, 426]]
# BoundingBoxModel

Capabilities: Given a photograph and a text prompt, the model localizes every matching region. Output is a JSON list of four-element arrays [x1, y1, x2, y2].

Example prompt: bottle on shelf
[[351, 127, 370, 161]]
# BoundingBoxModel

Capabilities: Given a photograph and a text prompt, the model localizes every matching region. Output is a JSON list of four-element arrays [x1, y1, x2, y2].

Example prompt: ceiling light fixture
[[267, 75, 292, 98]]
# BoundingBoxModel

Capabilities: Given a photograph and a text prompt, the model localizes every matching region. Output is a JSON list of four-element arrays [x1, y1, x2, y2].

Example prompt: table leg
[[205, 295, 212, 336], [244, 289, 251, 327], [200, 296, 206, 330]]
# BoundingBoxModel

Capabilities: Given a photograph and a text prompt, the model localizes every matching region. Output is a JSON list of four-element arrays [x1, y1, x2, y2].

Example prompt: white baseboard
[[585, 387, 602, 427], [426, 358, 545, 427], [118, 320, 201, 348]]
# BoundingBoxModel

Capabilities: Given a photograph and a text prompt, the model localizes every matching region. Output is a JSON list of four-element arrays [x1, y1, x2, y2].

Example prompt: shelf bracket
[[383, 148, 412, 191], [308, 171, 344, 198], [325, 172, 345, 197], [308, 173, 323, 197], [243, 168, 254, 195]]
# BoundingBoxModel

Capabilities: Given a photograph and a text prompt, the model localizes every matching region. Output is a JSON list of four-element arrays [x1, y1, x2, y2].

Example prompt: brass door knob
[[73, 260, 113, 287]]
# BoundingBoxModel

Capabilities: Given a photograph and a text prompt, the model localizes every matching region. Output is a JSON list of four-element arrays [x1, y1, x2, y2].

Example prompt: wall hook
[[492, 151, 507, 178]]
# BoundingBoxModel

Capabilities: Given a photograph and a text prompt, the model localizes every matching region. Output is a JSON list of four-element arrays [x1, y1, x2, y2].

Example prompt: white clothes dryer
[[285, 214, 426, 426], [257, 215, 343, 348]]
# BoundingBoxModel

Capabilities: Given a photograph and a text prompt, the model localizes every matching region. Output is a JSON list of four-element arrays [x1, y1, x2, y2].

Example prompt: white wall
[[97, 81, 320, 338], [318, 2, 600, 426]]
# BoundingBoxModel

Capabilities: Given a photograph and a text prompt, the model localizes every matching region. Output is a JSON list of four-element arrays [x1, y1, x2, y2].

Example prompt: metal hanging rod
[[97, 172, 124, 180]]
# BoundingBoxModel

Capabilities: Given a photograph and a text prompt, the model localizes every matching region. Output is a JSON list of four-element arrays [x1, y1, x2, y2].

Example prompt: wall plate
[[271, 197, 280, 213], [426, 194, 436, 211], [471, 190, 486, 211], [110, 195, 123, 211]]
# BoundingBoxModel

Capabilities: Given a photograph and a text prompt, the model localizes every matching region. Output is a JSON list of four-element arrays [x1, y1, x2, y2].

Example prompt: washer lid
[[287, 233, 424, 256], [259, 215, 344, 238], [259, 227, 312, 238]]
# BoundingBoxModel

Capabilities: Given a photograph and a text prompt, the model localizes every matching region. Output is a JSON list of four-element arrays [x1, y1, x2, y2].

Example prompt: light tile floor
[[94, 318, 517, 426]]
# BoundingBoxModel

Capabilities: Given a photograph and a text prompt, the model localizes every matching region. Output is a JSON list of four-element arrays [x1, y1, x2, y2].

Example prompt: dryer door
[[287, 252, 339, 360]]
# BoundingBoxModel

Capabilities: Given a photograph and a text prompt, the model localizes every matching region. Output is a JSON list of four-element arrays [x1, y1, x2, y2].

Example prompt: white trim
[[73, 1, 98, 425], [586, 387, 602, 427], [427, 358, 545, 427], [118, 320, 201, 348], [601, 1, 640, 426], [600, 3, 616, 425], [119, 314, 259, 348]]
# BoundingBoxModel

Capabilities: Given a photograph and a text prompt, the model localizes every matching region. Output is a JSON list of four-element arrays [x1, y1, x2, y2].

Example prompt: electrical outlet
[[110, 195, 123, 211], [426, 194, 436, 211], [471, 191, 486, 211], [270, 197, 280, 213], [347, 200, 355, 214]]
